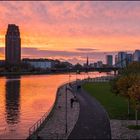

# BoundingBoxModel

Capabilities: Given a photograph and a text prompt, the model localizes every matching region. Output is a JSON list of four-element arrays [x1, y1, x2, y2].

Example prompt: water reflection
[[5, 76, 21, 125], [0, 73, 108, 139]]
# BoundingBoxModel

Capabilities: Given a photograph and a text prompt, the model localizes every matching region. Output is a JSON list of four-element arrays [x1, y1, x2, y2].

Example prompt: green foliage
[[128, 84, 140, 111], [120, 62, 140, 76], [116, 74, 140, 98], [110, 62, 140, 124], [74, 63, 83, 69], [83, 82, 140, 119], [110, 76, 120, 96]]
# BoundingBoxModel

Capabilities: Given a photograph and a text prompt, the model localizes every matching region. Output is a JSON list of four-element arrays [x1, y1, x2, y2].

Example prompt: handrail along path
[[27, 81, 70, 139]]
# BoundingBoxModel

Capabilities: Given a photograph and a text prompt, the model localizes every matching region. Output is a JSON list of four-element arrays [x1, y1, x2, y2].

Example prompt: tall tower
[[5, 24, 21, 65], [106, 55, 113, 66]]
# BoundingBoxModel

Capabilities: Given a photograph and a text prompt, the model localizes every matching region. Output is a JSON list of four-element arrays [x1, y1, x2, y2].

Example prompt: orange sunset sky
[[0, 1, 140, 64]]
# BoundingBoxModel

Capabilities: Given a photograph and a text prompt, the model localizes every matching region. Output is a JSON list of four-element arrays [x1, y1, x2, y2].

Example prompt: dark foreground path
[[68, 84, 111, 139]]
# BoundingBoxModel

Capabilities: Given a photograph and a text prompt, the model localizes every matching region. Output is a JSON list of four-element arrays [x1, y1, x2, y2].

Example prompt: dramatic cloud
[[0, 1, 140, 63], [76, 48, 98, 52], [0, 47, 119, 64]]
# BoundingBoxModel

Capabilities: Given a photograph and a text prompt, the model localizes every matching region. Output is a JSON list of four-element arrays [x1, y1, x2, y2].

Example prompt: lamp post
[[69, 68, 71, 86], [65, 85, 68, 134]]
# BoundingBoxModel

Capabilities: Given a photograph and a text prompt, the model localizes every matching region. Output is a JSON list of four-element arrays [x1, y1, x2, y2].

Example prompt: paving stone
[[35, 84, 80, 139], [110, 119, 140, 139]]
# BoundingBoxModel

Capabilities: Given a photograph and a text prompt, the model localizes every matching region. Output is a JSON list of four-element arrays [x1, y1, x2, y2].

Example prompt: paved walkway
[[29, 77, 112, 139], [111, 120, 140, 139], [68, 83, 111, 139], [35, 84, 80, 139]]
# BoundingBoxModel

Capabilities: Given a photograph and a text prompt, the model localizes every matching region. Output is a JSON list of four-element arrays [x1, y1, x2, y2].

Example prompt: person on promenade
[[70, 98, 74, 108], [77, 85, 81, 91], [70, 96, 78, 108], [74, 96, 78, 102]]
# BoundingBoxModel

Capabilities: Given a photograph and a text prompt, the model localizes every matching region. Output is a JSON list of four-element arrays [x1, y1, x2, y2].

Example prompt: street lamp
[[69, 68, 71, 86], [65, 85, 68, 134]]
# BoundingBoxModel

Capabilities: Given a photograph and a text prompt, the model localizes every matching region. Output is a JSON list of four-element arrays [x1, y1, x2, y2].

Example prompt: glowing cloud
[[0, 1, 140, 63]]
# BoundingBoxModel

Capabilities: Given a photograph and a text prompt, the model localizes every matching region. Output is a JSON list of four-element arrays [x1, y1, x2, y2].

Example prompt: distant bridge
[[51, 67, 121, 75]]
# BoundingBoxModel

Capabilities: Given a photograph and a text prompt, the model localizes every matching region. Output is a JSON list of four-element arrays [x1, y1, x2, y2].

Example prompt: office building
[[127, 53, 133, 64], [117, 52, 127, 68], [133, 50, 140, 62], [115, 55, 118, 67], [97, 61, 103, 68], [5, 24, 21, 65], [106, 55, 113, 66], [22, 59, 52, 69]]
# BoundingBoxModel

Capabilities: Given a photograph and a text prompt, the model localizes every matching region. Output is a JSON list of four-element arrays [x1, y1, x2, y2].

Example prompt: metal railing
[[28, 75, 113, 139], [82, 75, 115, 83], [29, 107, 52, 137], [28, 81, 71, 139]]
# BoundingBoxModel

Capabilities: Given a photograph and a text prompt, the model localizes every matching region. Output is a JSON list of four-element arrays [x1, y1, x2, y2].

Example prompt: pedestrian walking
[[70, 98, 74, 108]]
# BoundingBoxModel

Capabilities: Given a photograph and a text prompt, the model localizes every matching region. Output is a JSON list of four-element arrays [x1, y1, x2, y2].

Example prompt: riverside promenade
[[28, 76, 112, 139], [29, 76, 140, 139], [68, 82, 111, 139], [28, 83, 80, 139]]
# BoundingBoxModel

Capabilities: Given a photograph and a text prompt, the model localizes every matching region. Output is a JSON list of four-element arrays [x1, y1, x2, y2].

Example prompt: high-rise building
[[5, 24, 21, 65], [117, 52, 127, 68], [133, 50, 140, 62], [97, 61, 103, 68], [115, 55, 118, 67], [106, 55, 113, 66], [127, 53, 133, 64]]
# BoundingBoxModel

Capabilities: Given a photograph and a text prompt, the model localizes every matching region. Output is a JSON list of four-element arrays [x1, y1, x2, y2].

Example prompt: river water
[[0, 72, 108, 139]]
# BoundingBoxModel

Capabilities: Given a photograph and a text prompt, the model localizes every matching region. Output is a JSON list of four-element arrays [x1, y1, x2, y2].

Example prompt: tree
[[128, 84, 140, 126], [120, 62, 140, 76], [74, 63, 83, 70], [110, 76, 120, 96], [110, 62, 140, 120], [116, 74, 139, 117]]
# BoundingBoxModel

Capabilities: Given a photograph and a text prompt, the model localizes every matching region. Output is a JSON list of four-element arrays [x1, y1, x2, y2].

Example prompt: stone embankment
[[28, 75, 140, 139], [29, 83, 80, 139]]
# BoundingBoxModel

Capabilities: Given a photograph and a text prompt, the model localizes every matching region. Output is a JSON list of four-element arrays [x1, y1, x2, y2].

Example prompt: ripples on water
[[0, 72, 108, 139]]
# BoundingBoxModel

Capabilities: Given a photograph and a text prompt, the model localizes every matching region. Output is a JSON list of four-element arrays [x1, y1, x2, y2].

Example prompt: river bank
[[28, 76, 112, 139], [0, 71, 72, 77], [0, 69, 113, 77], [0, 73, 108, 139], [28, 83, 80, 139], [26, 75, 140, 139]]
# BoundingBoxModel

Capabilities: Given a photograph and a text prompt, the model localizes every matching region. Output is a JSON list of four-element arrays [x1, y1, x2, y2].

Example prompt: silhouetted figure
[[74, 96, 78, 102], [77, 85, 81, 91], [70, 98, 74, 108], [70, 96, 78, 108]]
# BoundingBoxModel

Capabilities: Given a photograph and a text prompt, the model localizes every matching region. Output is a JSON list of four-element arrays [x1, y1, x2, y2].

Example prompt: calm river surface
[[0, 72, 108, 139]]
